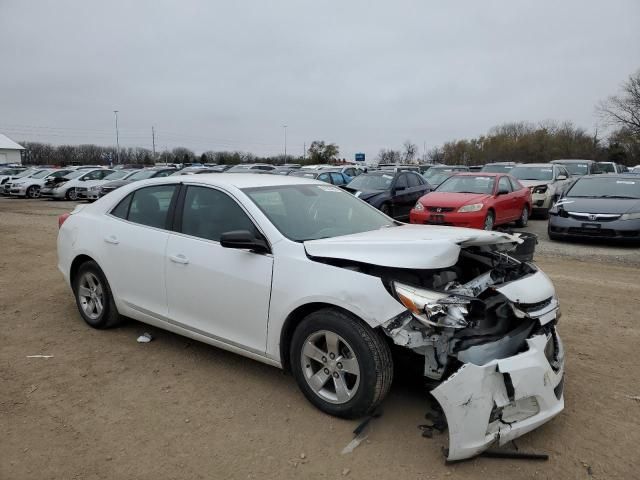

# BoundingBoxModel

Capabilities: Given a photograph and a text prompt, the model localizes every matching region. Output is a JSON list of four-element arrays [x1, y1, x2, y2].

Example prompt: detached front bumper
[[432, 333, 564, 461]]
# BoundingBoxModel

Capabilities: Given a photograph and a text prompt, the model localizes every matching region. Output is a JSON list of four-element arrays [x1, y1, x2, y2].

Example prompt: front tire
[[27, 185, 40, 199], [483, 211, 495, 230], [515, 206, 529, 227], [290, 308, 393, 419], [380, 203, 391, 217], [73, 261, 123, 329], [66, 188, 78, 201]]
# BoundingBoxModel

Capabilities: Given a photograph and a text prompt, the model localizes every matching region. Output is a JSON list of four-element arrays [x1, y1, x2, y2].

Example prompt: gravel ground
[[1, 197, 639, 480]]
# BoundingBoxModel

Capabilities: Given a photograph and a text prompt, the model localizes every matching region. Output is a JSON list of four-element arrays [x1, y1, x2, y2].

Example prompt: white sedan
[[57, 174, 564, 461]]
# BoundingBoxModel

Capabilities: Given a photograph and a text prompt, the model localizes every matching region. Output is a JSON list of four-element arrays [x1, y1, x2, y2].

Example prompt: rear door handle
[[169, 254, 189, 265], [104, 235, 119, 245]]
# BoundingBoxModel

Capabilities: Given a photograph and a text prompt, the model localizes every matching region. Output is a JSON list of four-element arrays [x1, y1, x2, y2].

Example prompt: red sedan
[[409, 173, 531, 230]]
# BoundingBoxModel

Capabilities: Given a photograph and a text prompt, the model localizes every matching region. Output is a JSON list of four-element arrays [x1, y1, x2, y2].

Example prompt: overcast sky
[[1, 0, 639, 160]]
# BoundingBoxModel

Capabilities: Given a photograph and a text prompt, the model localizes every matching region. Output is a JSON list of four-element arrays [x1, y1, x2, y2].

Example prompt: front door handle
[[104, 235, 119, 245], [169, 254, 189, 265]]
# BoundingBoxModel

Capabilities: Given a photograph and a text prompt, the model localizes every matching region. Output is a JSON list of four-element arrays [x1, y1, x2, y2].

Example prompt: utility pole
[[152, 126, 156, 163], [423, 141, 427, 163], [113, 110, 120, 165], [303, 142, 306, 161], [282, 124, 287, 165]]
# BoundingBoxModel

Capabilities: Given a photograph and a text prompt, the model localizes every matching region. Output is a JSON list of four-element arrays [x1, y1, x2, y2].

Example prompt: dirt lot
[[1, 197, 639, 480]]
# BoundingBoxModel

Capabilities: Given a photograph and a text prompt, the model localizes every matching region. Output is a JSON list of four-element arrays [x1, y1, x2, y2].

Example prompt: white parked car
[[9, 168, 74, 198], [57, 174, 564, 461], [41, 168, 114, 200], [509, 163, 573, 218], [76, 169, 140, 201], [2, 168, 48, 196]]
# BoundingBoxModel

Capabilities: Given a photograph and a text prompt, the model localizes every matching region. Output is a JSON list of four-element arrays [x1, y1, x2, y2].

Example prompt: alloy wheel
[[300, 330, 361, 404], [77, 272, 104, 320]]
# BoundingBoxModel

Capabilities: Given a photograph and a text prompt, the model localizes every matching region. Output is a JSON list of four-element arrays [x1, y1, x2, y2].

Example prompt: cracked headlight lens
[[392, 281, 470, 329]]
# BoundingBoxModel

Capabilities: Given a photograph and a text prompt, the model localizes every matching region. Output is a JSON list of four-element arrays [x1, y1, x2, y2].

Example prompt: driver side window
[[395, 174, 408, 189], [498, 176, 512, 193], [180, 186, 258, 242]]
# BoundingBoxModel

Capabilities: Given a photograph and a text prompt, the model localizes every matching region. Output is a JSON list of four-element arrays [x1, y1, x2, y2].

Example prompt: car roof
[[484, 161, 516, 165], [579, 173, 639, 180], [550, 159, 595, 163], [140, 172, 326, 189], [512, 163, 556, 167], [453, 172, 503, 177]]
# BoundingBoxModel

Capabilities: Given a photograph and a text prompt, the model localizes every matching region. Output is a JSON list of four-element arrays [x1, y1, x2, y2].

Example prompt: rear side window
[[115, 185, 177, 229], [317, 173, 331, 183], [180, 186, 257, 242], [111, 193, 132, 219], [154, 170, 174, 178]]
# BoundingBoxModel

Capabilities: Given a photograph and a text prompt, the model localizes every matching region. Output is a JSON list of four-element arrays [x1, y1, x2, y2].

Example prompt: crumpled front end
[[382, 247, 565, 461]]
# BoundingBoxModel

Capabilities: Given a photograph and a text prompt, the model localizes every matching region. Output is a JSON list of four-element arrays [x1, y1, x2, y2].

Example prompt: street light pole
[[282, 124, 287, 165], [113, 110, 120, 165]]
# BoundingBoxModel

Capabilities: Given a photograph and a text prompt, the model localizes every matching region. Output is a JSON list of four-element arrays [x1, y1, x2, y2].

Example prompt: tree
[[597, 70, 640, 136], [402, 140, 418, 164], [375, 149, 401, 164], [307, 141, 339, 164]]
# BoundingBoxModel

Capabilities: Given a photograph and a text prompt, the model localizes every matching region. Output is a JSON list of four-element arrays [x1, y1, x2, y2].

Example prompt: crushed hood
[[304, 224, 520, 269]]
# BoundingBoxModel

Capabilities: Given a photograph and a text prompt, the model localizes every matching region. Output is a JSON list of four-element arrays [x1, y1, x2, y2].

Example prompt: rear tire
[[73, 261, 123, 329], [290, 308, 393, 419]]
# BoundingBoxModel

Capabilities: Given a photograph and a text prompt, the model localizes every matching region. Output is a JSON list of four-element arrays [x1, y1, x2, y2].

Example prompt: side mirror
[[394, 185, 407, 193], [557, 174, 567, 180], [497, 188, 510, 195], [220, 230, 269, 253]]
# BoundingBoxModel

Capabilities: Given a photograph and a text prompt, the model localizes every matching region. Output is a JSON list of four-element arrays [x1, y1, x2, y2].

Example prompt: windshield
[[128, 170, 159, 181], [31, 170, 53, 179], [481, 164, 514, 173], [557, 163, 588, 175], [63, 170, 86, 180], [424, 171, 453, 186], [227, 165, 252, 172], [243, 184, 394, 241], [104, 170, 132, 181], [567, 177, 640, 199], [289, 171, 318, 179], [598, 163, 616, 173], [510, 166, 554, 181], [437, 175, 495, 194], [347, 173, 393, 191]]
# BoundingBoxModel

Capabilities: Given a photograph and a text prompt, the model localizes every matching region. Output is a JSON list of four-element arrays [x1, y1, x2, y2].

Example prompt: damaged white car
[[57, 174, 564, 461]]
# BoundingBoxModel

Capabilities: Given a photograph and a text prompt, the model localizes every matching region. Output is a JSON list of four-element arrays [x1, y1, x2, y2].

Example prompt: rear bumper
[[409, 209, 486, 229], [549, 215, 640, 240], [432, 333, 564, 461]]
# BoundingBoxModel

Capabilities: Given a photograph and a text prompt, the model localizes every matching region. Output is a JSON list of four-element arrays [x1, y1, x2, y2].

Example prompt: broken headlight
[[392, 281, 470, 329]]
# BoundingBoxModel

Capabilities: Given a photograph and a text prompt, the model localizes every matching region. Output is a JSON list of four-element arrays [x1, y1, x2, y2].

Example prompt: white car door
[[165, 184, 273, 353], [101, 184, 179, 318]]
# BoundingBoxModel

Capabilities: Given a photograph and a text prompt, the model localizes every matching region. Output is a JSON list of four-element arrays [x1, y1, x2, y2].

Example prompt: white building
[[0, 133, 25, 165]]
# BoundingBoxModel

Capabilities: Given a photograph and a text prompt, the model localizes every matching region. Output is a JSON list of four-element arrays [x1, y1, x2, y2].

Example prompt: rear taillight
[[58, 212, 71, 229]]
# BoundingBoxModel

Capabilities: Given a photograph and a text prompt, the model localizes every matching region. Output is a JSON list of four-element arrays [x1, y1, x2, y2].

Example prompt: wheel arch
[[70, 254, 99, 286], [279, 302, 374, 372]]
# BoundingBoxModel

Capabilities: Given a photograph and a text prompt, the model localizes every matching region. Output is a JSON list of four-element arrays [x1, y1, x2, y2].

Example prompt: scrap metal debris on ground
[[137, 333, 153, 343]]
